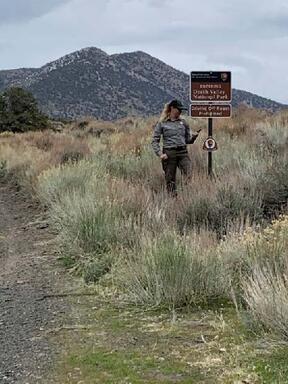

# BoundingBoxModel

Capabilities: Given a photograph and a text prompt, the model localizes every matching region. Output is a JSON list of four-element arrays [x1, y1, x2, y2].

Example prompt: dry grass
[[115, 230, 230, 307], [243, 264, 288, 340], [0, 130, 92, 191]]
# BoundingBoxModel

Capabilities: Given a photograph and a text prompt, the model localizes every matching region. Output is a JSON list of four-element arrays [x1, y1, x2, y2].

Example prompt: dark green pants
[[161, 148, 192, 195]]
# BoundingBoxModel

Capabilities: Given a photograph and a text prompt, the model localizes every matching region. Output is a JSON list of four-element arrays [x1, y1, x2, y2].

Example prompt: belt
[[163, 146, 187, 151]]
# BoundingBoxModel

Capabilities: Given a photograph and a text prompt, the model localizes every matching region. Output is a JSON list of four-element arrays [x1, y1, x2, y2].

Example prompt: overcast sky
[[0, 0, 288, 103]]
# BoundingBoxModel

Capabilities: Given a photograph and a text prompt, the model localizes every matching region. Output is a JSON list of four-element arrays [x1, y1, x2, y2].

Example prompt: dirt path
[[0, 180, 74, 383]]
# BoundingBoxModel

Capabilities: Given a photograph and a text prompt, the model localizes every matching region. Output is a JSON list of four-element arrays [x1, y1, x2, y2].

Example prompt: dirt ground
[[0, 179, 77, 383]]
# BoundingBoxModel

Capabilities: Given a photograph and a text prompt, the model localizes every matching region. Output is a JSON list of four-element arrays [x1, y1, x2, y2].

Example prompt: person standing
[[151, 99, 200, 196]]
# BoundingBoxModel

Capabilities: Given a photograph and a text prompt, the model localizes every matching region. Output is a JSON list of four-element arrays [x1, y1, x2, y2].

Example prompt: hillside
[[0, 47, 285, 120]]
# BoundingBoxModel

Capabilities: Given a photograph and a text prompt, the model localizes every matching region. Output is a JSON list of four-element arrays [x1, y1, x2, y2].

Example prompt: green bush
[[38, 161, 143, 281], [50, 195, 123, 279], [83, 258, 111, 284], [95, 146, 164, 191], [177, 183, 263, 236], [260, 160, 288, 218], [117, 233, 230, 307], [37, 160, 106, 204], [243, 264, 288, 340], [0, 87, 48, 133], [0, 160, 7, 179]]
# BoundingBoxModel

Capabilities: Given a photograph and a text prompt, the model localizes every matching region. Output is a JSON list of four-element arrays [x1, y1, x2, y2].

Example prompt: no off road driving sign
[[191, 104, 231, 118]]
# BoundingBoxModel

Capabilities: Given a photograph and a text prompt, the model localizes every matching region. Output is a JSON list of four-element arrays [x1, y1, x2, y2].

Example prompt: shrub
[[245, 215, 288, 271], [0, 87, 48, 133], [30, 131, 55, 151], [259, 161, 288, 218], [93, 146, 164, 192], [0, 140, 50, 191], [177, 182, 263, 236], [116, 232, 231, 307], [38, 163, 145, 281], [0, 160, 7, 178], [37, 160, 105, 204], [50, 136, 91, 165], [50, 193, 123, 280], [242, 264, 288, 340]]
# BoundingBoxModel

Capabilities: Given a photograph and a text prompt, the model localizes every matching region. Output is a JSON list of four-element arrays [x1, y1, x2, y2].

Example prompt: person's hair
[[159, 102, 171, 122]]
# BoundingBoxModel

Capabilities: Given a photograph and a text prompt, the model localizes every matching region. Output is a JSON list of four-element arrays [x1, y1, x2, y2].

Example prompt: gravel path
[[0, 180, 71, 383]]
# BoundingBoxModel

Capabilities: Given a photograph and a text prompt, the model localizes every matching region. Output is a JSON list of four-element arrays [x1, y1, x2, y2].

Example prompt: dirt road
[[0, 180, 70, 383]]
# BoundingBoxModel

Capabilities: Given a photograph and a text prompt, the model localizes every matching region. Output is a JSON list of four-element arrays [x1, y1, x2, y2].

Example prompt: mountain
[[0, 47, 285, 120]]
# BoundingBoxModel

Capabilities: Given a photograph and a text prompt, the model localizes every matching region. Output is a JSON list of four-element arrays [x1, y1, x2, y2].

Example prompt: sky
[[0, 0, 288, 103]]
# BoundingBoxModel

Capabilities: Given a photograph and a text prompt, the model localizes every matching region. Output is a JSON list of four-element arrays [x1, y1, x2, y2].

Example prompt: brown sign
[[190, 103, 231, 118], [190, 71, 231, 102]]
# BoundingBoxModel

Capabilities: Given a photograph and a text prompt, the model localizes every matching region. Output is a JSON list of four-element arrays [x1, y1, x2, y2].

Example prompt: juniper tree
[[0, 87, 48, 133]]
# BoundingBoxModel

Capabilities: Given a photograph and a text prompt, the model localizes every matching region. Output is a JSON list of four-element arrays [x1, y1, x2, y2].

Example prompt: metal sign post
[[189, 71, 232, 177], [208, 118, 213, 176]]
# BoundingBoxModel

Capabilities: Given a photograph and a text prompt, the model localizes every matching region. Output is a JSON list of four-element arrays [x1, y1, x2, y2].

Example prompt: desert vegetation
[[1, 106, 288, 382], [0, 87, 49, 133]]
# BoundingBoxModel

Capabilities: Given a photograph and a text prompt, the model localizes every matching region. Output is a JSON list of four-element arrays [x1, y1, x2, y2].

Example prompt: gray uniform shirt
[[151, 118, 196, 156]]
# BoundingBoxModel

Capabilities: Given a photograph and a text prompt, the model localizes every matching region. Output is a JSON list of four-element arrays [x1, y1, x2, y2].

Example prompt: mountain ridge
[[0, 47, 285, 120]]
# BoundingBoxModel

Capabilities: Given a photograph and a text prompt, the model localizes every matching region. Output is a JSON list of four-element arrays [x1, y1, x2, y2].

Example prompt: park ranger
[[151, 99, 200, 196]]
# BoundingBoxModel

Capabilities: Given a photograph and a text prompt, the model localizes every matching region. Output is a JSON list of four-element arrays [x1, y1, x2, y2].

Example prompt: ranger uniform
[[151, 99, 198, 195]]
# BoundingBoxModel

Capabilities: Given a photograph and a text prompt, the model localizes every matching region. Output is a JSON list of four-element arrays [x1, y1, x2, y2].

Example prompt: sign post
[[190, 71, 232, 177], [208, 118, 213, 176]]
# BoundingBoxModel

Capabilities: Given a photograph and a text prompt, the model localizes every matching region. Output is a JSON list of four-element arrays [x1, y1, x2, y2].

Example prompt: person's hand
[[160, 153, 168, 160], [192, 129, 201, 141]]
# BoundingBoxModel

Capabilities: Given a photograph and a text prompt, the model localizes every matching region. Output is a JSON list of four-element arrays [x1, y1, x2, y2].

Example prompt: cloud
[[0, 0, 71, 25], [0, 0, 287, 103]]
